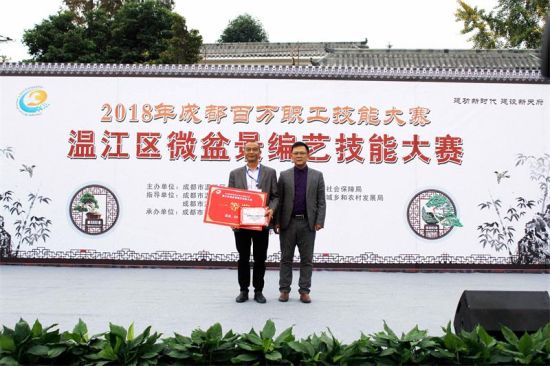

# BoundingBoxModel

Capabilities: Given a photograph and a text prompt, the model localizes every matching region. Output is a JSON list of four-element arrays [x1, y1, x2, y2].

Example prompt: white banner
[[1, 75, 549, 264]]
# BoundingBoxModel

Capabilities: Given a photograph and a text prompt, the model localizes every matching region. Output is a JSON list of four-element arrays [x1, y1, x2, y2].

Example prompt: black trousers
[[234, 228, 269, 292]]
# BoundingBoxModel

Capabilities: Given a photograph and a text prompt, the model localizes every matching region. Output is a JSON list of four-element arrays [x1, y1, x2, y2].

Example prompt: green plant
[[0, 319, 66, 365], [232, 320, 295, 364], [288, 330, 344, 365], [59, 318, 103, 364], [500, 323, 550, 365], [335, 333, 379, 365], [369, 322, 439, 365], [162, 322, 238, 364], [1, 319, 550, 365], [437, 322, 511, 365], [85, 323, 163, 366], [74, 192, 99, 214]]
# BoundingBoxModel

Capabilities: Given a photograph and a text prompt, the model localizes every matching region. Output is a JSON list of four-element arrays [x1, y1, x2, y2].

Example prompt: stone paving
[[0, 266, 548, 342]]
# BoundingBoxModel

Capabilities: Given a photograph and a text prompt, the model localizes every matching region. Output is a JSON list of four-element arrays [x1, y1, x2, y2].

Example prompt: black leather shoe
[[235, 291, 249, 303], [254, 292, 266, 303]]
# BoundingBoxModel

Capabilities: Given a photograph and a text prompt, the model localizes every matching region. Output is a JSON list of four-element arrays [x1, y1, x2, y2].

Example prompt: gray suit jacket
[[276, 166, 326, 231], [228, 164, 279, 214]]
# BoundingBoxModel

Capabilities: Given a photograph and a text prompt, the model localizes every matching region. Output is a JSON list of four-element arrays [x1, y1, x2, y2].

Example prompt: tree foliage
[[159, 14, 203, 64], [23, 0, 201, 64], [456, 0, 550, 49], [23, 11, 99, 63], [64, 0, 124, 22], [63, 0, 173, 22], [218, 13, 268, 43]]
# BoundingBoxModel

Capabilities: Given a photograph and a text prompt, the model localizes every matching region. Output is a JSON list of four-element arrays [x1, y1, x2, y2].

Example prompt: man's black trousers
[[234, 228, 269, 293]]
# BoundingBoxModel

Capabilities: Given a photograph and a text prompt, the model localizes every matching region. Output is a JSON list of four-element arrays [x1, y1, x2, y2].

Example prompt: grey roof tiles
[[200, 42, 541, 70]]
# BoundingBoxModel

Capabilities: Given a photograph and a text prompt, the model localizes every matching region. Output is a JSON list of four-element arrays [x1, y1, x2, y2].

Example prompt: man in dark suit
[[274, 142, 326, 303], [228, 141, 278, 303]]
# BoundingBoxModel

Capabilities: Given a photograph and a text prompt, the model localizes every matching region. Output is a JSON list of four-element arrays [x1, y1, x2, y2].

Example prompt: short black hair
[[291, 141, 309, 153]]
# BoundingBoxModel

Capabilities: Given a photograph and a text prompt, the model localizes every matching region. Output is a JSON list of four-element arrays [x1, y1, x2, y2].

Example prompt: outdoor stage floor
[[0, 265, 548, 342]]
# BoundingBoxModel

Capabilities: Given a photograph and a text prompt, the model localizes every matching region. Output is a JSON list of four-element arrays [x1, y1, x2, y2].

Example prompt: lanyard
[[246, 165, 261, 189]]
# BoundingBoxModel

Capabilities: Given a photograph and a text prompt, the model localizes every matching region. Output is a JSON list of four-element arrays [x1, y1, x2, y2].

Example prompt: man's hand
[[265, 208, 273, 222], [314, 224, 323, 231], [273, 224, 280, 234]]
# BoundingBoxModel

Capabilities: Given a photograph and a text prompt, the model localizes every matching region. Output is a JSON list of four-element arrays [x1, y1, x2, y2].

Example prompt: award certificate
[[240, 207, 268, 227]]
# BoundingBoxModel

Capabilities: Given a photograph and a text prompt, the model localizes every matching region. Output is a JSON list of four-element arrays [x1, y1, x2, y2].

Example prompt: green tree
[[218, 13, 268, 43], [23, 0, 201, 64], [64, 0, 123, 22], [22, 11, 100, 62], [456, 0, 550, 49], [159, 14, 202, 64], [108, 1, 175, 63], [63, 0, 173, 22]]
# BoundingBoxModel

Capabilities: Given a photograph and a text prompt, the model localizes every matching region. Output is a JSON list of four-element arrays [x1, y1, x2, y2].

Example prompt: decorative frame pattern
[[407, 190, 458, 240], [70, 185, 120, 235], [3, 247, 548, 267]]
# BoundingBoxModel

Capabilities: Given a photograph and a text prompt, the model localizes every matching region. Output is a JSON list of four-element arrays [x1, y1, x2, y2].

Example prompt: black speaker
[[454, 290, 550, 336], [542, 15, 550, 78]]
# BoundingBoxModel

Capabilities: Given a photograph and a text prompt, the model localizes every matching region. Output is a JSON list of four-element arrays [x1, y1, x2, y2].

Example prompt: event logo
[[16, 86, 49, 115], [69, 185, 119, 235], [407, 190, 462, 240]]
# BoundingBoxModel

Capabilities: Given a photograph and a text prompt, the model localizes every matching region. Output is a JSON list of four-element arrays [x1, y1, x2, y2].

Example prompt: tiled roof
[[1, 63, 544, 84], [316, 49, 541, 69], [200, 42, 365, 59], [200, 42, 541, 70]]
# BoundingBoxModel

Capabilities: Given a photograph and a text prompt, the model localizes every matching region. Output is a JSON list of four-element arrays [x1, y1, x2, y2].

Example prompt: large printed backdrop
[[0, 76, 549, 265]]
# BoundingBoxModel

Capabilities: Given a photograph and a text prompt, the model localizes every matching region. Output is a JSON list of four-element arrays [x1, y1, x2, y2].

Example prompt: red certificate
[[204, 186, 267, 230]]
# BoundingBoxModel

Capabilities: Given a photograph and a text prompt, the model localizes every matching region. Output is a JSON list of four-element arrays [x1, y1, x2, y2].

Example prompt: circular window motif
[[407, 189, 461, 240], [70, 185, 119, 235]]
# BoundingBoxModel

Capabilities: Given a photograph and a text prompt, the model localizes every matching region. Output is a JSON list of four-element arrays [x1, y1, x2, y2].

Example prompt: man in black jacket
[[228, 141, 278, 303]]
